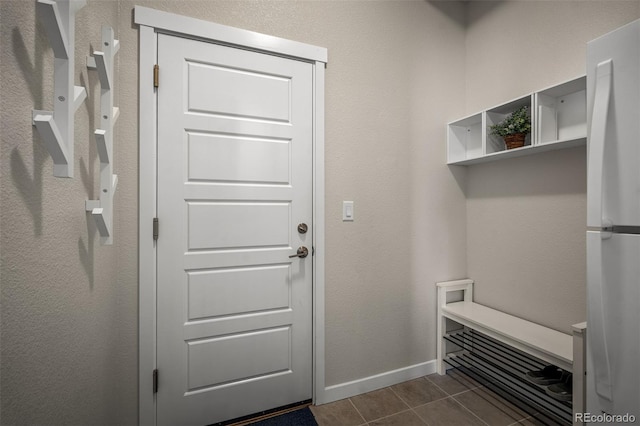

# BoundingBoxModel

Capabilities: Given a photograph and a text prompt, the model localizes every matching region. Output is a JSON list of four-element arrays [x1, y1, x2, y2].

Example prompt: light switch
[[343, 201, 354, 221]]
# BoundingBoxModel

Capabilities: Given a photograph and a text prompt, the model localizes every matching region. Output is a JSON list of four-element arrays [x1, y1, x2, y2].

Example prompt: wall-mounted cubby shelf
[[85, 26, 119, 245], [32, 0, 87, 178], [447, 76, 586, 166]]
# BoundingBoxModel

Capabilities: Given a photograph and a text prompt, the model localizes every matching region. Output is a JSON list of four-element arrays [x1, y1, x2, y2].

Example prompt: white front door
[[156, 33, 313, 426]]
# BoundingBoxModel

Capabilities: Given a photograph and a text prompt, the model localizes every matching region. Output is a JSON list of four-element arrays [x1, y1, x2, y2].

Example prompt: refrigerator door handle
[[587, 59, 613, 229], [587, 233, 614, 404]]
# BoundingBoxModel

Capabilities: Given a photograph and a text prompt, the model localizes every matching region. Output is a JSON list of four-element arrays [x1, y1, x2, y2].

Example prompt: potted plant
[[489, 105, 531, 150]]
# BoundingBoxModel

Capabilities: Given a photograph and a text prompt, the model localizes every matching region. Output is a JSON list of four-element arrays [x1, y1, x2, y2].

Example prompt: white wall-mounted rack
[[32, 0, 87, 178], [447, 76, 586, 166], [86, 26, 119, 245]]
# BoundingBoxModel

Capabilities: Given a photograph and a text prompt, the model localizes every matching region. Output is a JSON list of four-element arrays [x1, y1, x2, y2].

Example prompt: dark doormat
[[248, 407, 317, 426]]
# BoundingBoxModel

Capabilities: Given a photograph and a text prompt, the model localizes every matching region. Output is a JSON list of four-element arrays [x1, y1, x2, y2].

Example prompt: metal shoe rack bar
[[444, 329, 572, 425]]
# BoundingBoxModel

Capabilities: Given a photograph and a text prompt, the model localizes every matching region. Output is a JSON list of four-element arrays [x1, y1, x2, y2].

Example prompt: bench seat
[[442, 300, 572, 372]]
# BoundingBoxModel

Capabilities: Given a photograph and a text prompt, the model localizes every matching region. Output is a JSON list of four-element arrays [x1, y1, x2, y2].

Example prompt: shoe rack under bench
[[436, 279, 587, 425]]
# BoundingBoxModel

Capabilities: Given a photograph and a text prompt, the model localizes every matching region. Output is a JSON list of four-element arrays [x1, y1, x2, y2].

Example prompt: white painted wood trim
[[138, 23, 157, 426], [313, 62, 327, 405], [134, 6, 327, 64], [136, 8, 327, 423], [321, 361, 437, 405], [436, 279, 473, 375], [436, 279, 474, 302], [572, 322, 587, 425]]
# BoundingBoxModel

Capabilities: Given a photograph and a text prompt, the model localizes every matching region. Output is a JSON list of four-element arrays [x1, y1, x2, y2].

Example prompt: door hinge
[[153, 64, 159, 88], [153, 218, 159, 240], [153, 369, 158, 393]]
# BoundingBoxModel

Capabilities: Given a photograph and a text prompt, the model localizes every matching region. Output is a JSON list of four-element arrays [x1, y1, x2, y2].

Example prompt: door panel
[[187, 265, 291, 320], [187, 327, 292, 391], [186, 60, 292, 122], [187, 133, 291, 184], [157, 33, 312, 426], [187, 202, 291, 250]]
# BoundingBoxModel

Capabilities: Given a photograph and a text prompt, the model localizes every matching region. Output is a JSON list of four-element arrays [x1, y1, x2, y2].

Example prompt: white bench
[[436, 279, 586, 425]]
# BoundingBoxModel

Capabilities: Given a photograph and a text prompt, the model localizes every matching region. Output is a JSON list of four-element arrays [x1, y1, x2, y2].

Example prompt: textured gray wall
[[3, 1, 639, 424], [1, 0, 137, 425], [118, 0, 468, 388], [464, 1, 640, 333], [1, 1, 467, 423]]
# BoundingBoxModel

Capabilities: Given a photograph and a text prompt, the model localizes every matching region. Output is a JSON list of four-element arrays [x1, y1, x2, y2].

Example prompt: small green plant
[[490, 105, 531, 137]]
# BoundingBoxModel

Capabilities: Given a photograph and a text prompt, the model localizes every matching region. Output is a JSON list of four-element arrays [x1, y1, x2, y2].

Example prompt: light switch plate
[[343, 201, 354, 221]]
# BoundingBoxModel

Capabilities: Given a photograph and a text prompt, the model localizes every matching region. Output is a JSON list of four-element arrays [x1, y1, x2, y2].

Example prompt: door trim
[[135, 8, 327, 425]]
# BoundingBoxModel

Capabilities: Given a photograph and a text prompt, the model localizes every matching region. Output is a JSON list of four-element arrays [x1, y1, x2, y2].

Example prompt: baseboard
[[316, 360, 437, 405]]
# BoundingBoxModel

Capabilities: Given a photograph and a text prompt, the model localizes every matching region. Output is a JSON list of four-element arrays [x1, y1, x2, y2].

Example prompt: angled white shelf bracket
[[86, 26, 119, 245], [32, 0, 87, 178]]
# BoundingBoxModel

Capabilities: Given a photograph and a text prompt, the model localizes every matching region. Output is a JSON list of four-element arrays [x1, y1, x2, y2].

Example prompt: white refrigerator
[[586, 19, 640, 420]]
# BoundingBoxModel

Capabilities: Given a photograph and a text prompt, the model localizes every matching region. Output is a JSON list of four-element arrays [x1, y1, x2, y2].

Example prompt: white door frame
[[135, 7, 327, 425]]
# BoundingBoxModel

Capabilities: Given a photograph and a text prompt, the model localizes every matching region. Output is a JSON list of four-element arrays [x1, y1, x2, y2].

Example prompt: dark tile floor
[[310, 369, 558, 426]]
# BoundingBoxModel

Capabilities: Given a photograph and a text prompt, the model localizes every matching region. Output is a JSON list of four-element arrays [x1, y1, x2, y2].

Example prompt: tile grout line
[[423, 374, 454, 399], [457, 386, 531, 425], [424, 372, 483, 398], [354, 386, 412, 425], [510, 414, 544, 426], [413, 407, 433, 426], [387, 384, 412, 411], [398, 374, 483, 426], [392, 375, 479, 426], [318, 372, 534, 426], [416, 372, 490, 425], [346, 395, 368, 426], [387, 385, 429, 426], [450, 392, 493, 426], [367, 407, 420, 426]]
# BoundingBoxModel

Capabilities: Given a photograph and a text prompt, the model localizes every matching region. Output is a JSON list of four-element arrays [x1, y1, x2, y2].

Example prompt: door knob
[[289, 246, 309, 259], [297, 223, 308, 234]]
